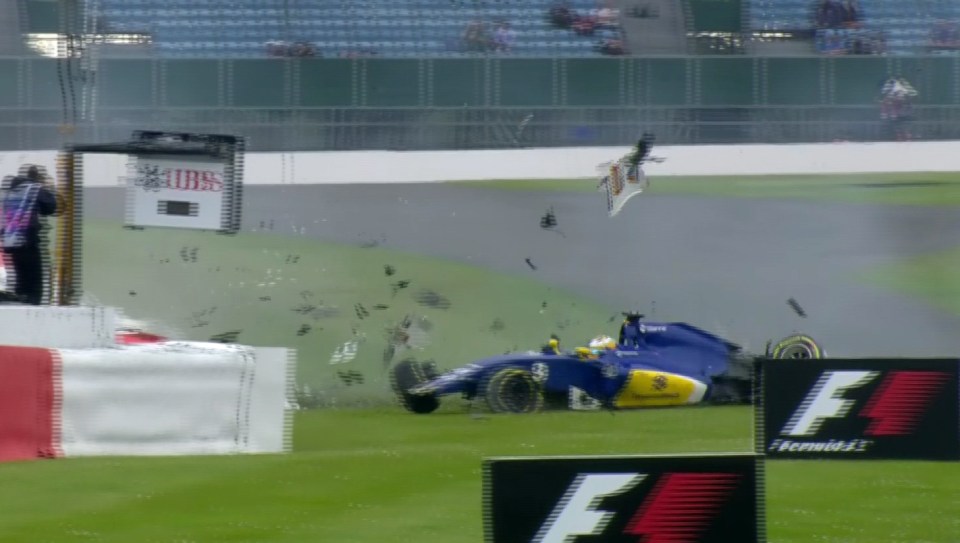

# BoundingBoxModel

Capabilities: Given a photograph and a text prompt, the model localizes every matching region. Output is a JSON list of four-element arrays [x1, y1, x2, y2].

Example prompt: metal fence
[[2, 55, 960, 151]]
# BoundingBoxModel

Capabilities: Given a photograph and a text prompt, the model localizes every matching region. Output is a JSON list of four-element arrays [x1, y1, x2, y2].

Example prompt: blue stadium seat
[[98, 0, 623, 58], [749, 0, 960, 55]]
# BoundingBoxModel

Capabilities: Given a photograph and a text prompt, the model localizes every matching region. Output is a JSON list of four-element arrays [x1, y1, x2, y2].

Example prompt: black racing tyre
[[483, 367, 544, 414], [390, 359, 440, 414], [770, 334, 824, 360], [420, 360, 441, 381]]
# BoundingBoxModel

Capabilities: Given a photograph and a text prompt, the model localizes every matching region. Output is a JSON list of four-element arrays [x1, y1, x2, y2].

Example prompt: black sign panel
[[157, 200, 198, 217], [484, 453, 763, 543], [757, 359, 960, 460]]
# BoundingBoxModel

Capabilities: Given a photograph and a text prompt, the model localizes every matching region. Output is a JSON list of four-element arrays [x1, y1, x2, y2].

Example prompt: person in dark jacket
[[1, 165, 58, 304]]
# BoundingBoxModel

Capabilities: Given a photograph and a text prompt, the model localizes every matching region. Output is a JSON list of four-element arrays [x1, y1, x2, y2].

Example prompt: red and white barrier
[[0, 346, 60, 461], [0, 341, 293, 462]]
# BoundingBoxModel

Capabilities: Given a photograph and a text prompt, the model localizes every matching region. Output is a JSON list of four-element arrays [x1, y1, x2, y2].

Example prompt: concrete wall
[[1, 141, 956, 187]]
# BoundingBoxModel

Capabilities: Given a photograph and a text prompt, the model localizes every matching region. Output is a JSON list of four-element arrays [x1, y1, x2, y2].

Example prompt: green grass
[[452, 172, 960, 206], [0, 408, 956, 542], [80, 219, 616, 404], [858, 246, 960, 317], [10, 189, 952, 542]]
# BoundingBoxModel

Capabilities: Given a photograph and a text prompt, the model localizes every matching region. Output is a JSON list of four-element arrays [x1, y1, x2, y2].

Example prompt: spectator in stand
[[266, 41, 317, 58], [849, 29, 885, 55], [842, 0, 860, 27], [815, 0, 859, 29], [572, 13, 597, 36], [598, 37, 627, 55], [816, 0, 837, 29], [266, 41, 287, 57], [596, 3, 620, 29], [849, 32, 868, 54], [818, 29, 847, 54], [291, 42, 316, 57], [462, 19, 492, 53], [931, 20, 960, 49], [492, 21, 516, 53], [549, 1, 575, 29]]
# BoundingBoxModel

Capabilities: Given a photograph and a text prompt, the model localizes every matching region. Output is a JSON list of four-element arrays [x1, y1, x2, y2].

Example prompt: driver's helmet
[[588, 335, 617, 355]]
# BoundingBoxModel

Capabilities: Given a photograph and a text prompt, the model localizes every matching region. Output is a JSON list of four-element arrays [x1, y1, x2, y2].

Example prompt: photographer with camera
[[1, 165, 58, 305]]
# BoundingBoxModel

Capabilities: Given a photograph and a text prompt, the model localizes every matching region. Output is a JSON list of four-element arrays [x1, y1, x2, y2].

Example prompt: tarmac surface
[[86, 184, 960, 357]]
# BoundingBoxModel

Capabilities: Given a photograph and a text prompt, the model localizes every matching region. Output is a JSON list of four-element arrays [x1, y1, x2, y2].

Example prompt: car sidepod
[[612, 369, 709, 408]]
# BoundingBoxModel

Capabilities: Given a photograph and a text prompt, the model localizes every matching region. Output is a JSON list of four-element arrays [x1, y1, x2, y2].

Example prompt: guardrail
[[1, 139, 951, 186]]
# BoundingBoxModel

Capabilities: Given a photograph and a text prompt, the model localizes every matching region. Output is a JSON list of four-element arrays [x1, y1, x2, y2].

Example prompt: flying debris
[[414, 289, 451, 310], [179, 246, 199, 263], [209, 330, 242, 343], [359, 233, 387, 248], [787, 297, 807, 318], [540, 207, 557, 229], [293, 303, 317, 315], [539, 207, 566, 237], [337, 370, 365, 386], [382, 344, 396, 365]]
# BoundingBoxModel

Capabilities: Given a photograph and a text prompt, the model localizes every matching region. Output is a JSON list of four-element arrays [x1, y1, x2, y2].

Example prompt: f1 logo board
[[757, 359, 960, 460], [483, 453, 763, 543]]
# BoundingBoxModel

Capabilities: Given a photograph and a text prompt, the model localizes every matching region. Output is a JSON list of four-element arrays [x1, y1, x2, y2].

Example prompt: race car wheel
[[390, 359, 440, 414], [770, 334, 824, 360], [483, 367, 544, 414]]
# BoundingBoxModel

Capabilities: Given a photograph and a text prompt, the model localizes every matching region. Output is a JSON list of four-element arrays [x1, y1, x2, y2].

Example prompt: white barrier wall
[[3, 141, 960, 186], [0, 306, 116, 349], [59, 341, 293, 456]]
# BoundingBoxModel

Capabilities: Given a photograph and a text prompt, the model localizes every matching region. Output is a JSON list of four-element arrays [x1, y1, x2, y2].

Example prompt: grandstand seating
[[749, 0, 960, 55], [95, 0, 626, 58]]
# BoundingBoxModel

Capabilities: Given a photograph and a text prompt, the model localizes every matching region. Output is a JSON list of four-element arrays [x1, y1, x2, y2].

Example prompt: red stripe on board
[[0, 346, 57, 462]]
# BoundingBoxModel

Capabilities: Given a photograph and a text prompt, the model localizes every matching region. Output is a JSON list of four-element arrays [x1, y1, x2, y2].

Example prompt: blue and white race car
[[390, 313, 822, 414]]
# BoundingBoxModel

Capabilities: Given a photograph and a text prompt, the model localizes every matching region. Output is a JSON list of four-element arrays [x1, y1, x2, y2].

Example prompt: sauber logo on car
[[782, 370, 950, 439], [533, 472, 742, 543]]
